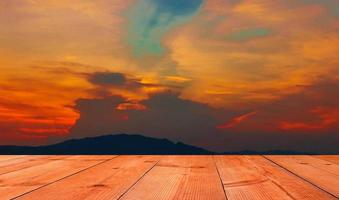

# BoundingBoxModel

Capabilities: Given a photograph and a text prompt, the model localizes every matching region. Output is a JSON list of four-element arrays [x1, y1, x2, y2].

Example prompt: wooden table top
[[0, 155, 338, 200]]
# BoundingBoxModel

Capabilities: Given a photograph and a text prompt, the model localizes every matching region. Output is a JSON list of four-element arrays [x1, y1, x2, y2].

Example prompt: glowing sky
[[0, 0, 338, 152]]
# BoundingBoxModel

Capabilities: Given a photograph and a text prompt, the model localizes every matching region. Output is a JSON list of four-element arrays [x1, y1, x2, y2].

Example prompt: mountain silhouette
[[0, 134, 212, 155], [0, 134, 324, 155]]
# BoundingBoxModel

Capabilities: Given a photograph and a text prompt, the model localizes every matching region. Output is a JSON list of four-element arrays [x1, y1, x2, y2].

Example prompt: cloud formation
[[0, 0, 338, 153], [68, 77, 339, 153], [126, 0, 203, 55], [69, 92, 230, 147]]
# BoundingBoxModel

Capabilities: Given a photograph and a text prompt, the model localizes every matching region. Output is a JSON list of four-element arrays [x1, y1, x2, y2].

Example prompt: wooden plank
[[290, 156, 339, 175], [0, 156, 115, 200], [63, 155, 116, 161], [314, 155, 339, 165], [247, 156, 336, 199], [0, 156, 70, 176], [120, 155, 226, 200], [0, 156, 27, 162], [17, 155, 160, 200], [214, 155, 299, 200], [265, 155, 339, 198]]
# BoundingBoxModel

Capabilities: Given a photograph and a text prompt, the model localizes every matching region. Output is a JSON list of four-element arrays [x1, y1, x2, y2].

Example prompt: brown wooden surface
[[120, 156, 226, 200], [0, 155, 337, 200], [265, 155, 339, 198], [315, 155, 339, 165]]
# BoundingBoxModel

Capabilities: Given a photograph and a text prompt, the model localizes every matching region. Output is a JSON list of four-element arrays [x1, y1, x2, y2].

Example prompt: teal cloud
[[126, 0, 203, 56], [226, 28, 271, 41]]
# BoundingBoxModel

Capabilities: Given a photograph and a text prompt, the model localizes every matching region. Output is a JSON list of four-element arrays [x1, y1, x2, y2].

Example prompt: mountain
[[0, 134, 324, 155], [0, 134, 212, 155]]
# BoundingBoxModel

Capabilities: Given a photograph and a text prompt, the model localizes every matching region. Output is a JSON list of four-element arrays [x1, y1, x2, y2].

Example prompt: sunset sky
[[0, 0, 338, 152]]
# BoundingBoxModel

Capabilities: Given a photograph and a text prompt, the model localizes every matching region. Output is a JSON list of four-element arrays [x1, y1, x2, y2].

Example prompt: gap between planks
[[116, 157, 161, 200], [213, 156, 228, 200]]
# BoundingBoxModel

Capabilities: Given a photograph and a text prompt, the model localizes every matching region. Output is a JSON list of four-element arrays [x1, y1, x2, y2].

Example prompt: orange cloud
[[280, 108, 339, 131], [217, 111, 257, 129], [19, 128, 69, 135]]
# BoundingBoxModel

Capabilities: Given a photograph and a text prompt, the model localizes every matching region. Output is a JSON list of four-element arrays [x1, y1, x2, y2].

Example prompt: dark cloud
[[87, 71, 166, 88], [69, 92, 236, 149], [216, 79, 339, 153], [88, 72, 128, 86], [86, 72, 143, 97], [255, 79, 339, 133], [215, 131, 338, 153], [86, 71, 184, 98], [68, 79, 339, 153]]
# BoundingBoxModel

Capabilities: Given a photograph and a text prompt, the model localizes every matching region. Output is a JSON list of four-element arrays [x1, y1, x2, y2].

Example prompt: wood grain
[[314, 155, 339, 165], [0, 156, 27, 162], [120, 156, 226, 200], [0, 156, 115, 200], [17, 155, 160, 200], [248, 156, 336, 199], [0, 156, 69, 176], [265, 155, 339, 198], [215, 155, 302, 200]]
